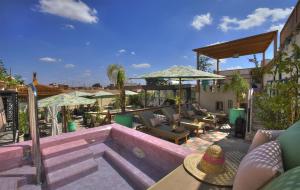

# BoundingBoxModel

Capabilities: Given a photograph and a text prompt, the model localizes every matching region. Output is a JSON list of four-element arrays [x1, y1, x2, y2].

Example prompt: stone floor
[[181, 124, 250, 155]]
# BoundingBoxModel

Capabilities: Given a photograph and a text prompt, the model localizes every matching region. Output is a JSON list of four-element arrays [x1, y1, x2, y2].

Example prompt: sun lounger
[[139, 111, 189, 144], [161, 107, 206, 136]]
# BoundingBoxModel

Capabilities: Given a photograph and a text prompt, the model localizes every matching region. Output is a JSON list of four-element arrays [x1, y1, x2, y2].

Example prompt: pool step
[[0, 177, 27, 190], [104, 149, 156, 190], [46, 158, 98, 190], [41, 139, 88, 159], [44, 148, 93, 173]]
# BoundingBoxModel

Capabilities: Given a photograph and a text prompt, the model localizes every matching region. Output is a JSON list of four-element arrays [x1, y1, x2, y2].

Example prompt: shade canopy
[[193, 31, 277, 59], [92, 91, 114, 98], [67, 91, 94, 97], [132, 66, 225, 80], [38, 93, 96, 108], [125, 90, 138, 96]]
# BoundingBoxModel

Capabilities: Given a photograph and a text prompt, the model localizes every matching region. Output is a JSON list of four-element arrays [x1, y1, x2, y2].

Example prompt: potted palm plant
[[224, 72, 249, 125], [66, 109, 76, 132]]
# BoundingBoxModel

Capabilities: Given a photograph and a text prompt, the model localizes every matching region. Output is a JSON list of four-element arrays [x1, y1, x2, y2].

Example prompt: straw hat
[[184, 145, 237, 187]]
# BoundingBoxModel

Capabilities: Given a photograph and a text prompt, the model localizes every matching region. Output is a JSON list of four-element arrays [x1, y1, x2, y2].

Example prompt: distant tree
[[224, 72, 249, 108], [197, 55, 213, 72], [0, 59, 8, 81], [92, 83, 102, 88], [107, 64, 126, 112], [14, 75, 25, 85]]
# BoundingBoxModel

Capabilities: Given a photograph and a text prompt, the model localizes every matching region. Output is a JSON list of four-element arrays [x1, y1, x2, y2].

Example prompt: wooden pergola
[[18, 84, 63, 98], [193, 31, 278, 73]]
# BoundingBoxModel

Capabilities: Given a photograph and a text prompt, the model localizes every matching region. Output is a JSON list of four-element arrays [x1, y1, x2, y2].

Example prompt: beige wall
[[199, 86, 237, 114]]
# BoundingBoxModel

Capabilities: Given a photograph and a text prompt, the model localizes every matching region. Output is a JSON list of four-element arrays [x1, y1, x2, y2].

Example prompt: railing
[[280, 1, 300, 47], [99, 106, 172, 125]]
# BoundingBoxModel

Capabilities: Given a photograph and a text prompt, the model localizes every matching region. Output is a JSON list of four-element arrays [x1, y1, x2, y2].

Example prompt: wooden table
[[148, 165, 231, 190], [180, 121, 205, 136]]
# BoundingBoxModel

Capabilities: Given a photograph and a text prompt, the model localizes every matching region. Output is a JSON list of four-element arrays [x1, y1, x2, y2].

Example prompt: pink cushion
[[150, 118, 161, 127], [248, 130, 284, 152], [233, 141, 283, 190]]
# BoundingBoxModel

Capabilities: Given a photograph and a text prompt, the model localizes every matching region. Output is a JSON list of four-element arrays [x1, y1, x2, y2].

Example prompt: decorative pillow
[[187, 110, 195, 118], [173, 114, 180, 123], [287, 120, 300, 132], [233, 141, 283, 190], [150, 117, 161, 127], [248, 130, 284, 153], [262, 166, 300, 190], [278, 129, 300, 171]]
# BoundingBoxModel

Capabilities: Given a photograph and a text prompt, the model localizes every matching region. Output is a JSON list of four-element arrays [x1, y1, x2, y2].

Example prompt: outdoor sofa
[[139, 111, 190, 144], [233, 120, 300, 190]]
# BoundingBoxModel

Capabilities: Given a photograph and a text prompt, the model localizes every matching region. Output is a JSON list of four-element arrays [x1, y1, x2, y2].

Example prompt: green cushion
[[278, 130, 300, 170], [114, 114, 133, 128], [262, 166, 300, 190], [287, 120, 300, 131]]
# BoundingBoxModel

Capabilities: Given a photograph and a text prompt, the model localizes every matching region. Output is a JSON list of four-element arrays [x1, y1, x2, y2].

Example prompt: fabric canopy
[[125, 90, 138, 96], [132, 66, 225, 80], [38, 93, 96, 107], [92, 91, 114, 98], [67, 91, 94, 97]]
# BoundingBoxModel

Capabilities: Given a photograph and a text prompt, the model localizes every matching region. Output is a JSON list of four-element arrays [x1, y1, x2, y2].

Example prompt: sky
[[0, 0, 297, 86]]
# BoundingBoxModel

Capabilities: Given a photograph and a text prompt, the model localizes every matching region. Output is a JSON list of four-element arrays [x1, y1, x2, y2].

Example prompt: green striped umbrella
[[67, 91, 94, 97], [38, 93, 96, 108], [135, 65, 225, 80], [125, 90, 138, 96], [131, 65, 225, 116], [92, 91, 115, 98]]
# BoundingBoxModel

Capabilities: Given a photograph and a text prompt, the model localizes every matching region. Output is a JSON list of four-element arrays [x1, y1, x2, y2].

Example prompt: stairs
[[41, 139, 98, 190], [0, 165, 39, 190]]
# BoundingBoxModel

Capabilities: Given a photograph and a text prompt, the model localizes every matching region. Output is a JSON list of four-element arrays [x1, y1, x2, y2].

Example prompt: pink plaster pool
[[0, 124, 192, 190]]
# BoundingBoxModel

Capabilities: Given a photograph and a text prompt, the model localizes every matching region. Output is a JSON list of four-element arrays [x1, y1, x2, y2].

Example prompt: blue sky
[[0, 0, 297, 86]]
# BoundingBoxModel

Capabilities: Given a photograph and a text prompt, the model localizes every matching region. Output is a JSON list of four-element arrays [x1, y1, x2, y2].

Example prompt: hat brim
[[183, 152, 242, 187]]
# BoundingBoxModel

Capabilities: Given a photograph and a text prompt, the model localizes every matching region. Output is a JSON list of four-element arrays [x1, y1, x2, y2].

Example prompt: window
[[216, 101, 224, 111]]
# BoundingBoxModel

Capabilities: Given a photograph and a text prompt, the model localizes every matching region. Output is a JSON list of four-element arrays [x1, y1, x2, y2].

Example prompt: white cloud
[[118, 49, 126, 53], [131, 51, 136, 55], [219, 7, 293, 32], [63, 24, 75, 29], [191, 13, 212, 30], [182, 55, 188, 59], [268, 23, 284, 32], [64, 64, 75, 68], [39, 57, 61, 63], [223, 66, 243, 70], [38, 0, 98, 24], [85, 41, 91, 46], [132, 63, 151, 69]]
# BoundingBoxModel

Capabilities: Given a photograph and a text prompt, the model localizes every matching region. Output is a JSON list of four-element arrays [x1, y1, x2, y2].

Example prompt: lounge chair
[[161, 107, 206, 136], [191, 103, 228, 124], [181, 106, 218, 128], [138, 111, 189, 144]]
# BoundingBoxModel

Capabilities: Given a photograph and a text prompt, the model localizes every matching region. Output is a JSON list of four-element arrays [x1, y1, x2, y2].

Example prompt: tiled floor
[[182, 124, 250, 154]]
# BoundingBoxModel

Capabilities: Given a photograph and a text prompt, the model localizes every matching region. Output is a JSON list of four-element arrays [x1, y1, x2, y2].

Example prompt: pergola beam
[[193, 31, 278, 60]]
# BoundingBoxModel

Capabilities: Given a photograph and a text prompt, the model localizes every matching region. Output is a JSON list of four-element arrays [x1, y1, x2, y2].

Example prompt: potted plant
[[66, 109, 76, 132], [224, 72, 249, 125], [18, 111, 29, 141]]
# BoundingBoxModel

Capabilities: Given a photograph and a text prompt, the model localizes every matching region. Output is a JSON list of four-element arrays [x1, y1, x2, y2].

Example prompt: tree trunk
[[120, 88, 126, 113]]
